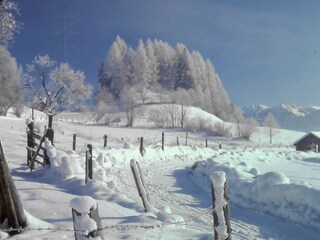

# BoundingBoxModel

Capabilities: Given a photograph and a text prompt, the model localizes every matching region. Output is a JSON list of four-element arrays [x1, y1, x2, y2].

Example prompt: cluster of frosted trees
[[97, 36, 236, 121]]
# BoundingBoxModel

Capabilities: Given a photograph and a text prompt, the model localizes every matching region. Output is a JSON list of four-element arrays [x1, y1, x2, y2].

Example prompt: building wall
[[295, 134, 320, 152]]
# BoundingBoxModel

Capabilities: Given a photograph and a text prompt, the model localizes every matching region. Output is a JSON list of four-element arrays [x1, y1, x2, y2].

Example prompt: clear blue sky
[[10, 0, 320, 107]]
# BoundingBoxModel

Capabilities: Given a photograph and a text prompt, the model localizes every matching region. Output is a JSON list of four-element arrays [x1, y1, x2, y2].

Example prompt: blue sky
[[9, 0, 320, 107]]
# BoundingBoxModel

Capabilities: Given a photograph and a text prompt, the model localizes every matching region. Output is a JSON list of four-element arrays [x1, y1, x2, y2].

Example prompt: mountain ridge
[[242, 104, 320, 132]]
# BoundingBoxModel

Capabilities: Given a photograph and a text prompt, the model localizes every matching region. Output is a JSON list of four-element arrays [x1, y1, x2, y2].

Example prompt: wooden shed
[[294, 132, 320, 152]]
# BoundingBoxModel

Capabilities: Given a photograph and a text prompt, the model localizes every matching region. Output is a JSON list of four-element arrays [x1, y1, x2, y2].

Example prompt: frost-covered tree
[[0, 46, 23, 115], [0, 0, 21, 47], [241, 117, 259, 141], [132, 39, 153, 103], [25, 55, 92, 128], [98, 36, 129, 98], [264, 112, 278, 144], [174, 44, 193, 90], [119, 86, 141, 127]]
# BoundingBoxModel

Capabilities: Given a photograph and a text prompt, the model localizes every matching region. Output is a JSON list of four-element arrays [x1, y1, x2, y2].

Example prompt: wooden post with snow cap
[[85, 144, 93, 184], [162, 132, 164, 151], [70, 196, 104, 240], [103, 134, 107, 148], [211, 171, 231, 240], [139, 137, 144, 156], [185, 132, 188, 146], [130, 159, 151, 212], [73, 134, 77, 151]]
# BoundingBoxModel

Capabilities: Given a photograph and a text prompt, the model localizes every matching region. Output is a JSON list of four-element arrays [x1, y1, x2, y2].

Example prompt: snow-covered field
[[0, 109, 319, 239]]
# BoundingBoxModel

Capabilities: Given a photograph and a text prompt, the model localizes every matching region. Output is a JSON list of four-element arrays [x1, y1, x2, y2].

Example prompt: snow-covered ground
[[0, 108, 319, 239]]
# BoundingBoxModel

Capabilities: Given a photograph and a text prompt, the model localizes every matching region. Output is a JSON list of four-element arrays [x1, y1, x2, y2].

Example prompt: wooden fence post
[[103, 134, 107, 148], [211, 171, 231, 240], [139, 137, 144, 157], [70, 196, 104, 240], [185, 132, 188, 146], [177, 137, 179, 146], [162, 132, 164, 151], [26, 120, 35, 166], [0, 139, 26, 234], [73, 134, 77, 151], [206, 139, 208, 148], [85, 144, 93, 184], [130, 159, 151, 212]]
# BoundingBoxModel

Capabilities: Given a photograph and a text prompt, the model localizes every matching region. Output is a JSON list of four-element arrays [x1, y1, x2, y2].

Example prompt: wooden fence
[[26, 120, 54, 170]]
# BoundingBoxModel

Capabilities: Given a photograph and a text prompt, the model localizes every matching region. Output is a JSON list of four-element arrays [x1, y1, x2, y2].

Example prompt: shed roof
[[293, 131, 320, 145]]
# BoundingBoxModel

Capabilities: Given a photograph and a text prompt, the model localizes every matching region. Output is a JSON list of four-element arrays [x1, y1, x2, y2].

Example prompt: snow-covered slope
[[243, 104, 320, 132], [0, 105, 318, 239]]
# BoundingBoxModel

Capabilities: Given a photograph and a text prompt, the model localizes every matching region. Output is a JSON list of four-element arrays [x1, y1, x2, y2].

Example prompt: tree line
[[96, 36, 238, 122]]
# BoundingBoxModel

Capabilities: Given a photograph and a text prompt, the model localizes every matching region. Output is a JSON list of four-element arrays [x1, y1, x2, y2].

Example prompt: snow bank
[[192, 159, 320, 229]]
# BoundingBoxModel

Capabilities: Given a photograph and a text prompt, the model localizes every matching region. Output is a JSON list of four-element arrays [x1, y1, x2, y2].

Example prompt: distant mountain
[[242, 104, 320, 132]]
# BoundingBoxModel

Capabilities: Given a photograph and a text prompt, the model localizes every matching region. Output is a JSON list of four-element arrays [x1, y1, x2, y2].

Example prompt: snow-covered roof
[[293, 131, 320, 145]]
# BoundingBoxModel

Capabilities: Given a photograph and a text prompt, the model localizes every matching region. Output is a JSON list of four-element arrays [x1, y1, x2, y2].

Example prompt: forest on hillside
[[96, 36, 239, 121]]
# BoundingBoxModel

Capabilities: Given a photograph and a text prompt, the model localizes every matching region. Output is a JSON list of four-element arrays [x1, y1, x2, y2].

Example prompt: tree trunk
[[48, 115, 53, 129]]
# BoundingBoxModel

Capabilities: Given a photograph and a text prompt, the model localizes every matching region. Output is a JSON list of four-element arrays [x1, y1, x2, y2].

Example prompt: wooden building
[[294, 132, 320, 152]]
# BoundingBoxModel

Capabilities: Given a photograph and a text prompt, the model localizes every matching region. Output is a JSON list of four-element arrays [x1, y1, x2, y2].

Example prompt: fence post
[[177, 137, 179, 146], [139, 137, 144, 157], [85, 144, 93, 184], [162, 132, 164, 151], [26, 120, 35, 166], [211, 171, 231, 240], [185, 132, 188, 146], [206, 139, 208, 148], [130, 159, 151, 212], [70, 196, 104, 240], [103, 134, 107, 148], [0, 139, 26, 233], [73, 134, 77, 151]]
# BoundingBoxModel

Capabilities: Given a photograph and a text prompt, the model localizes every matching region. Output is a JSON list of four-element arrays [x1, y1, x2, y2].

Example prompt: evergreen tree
[[174, 44, 193, 90]]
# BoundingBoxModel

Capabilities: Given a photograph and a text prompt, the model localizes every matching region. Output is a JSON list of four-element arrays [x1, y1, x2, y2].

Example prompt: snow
[[0, 106, 319, 239]]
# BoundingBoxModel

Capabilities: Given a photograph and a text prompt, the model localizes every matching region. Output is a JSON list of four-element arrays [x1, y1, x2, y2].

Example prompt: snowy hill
[[243, 104, 320, 132], [1, 105, 319, 239]]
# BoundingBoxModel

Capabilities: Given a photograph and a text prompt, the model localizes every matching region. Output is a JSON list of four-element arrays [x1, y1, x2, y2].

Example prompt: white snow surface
[[0, 106, 319, 239]]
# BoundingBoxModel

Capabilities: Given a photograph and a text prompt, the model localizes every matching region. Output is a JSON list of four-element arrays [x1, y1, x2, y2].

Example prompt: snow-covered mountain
[[243, 104, 320, 132]]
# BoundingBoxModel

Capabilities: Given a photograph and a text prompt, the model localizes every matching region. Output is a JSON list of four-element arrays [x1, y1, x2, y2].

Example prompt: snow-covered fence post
[[211, 171, 231, 240], [162, 132, 164, 151], [103, 134, 107, 148], [73, 134, 77, 151], [0, 139, 26, 234], [185, 132, 188, 146], [70, 196, 104, 240], [130, 159, 151, 212], [139, 137, 144, 157], [85, 144, 93, 184]]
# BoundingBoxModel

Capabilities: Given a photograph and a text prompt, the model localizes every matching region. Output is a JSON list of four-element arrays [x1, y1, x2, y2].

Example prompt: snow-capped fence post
[[211, 171, 231, 240], [130, 159, 151, 212], [0, 139, 26, 234], [103, 134, 107, 148], [185, 132, 188, 146], [139, 137, 144, 156], [70, 196, 104, 240], [73, 134, 77, 151], [85, 144, 93, 184], [162, 132, 164, 151]]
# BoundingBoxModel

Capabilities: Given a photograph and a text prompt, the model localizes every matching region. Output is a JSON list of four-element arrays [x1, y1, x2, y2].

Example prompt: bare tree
[[264, 112, 278, 144], [241, 117, 259, 140], [24, 55, 92, 128], [119, 86, 141, 127], [212, 122, 232, 138], [95, 90, 117, 125], [148, 107, 168, 128]]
